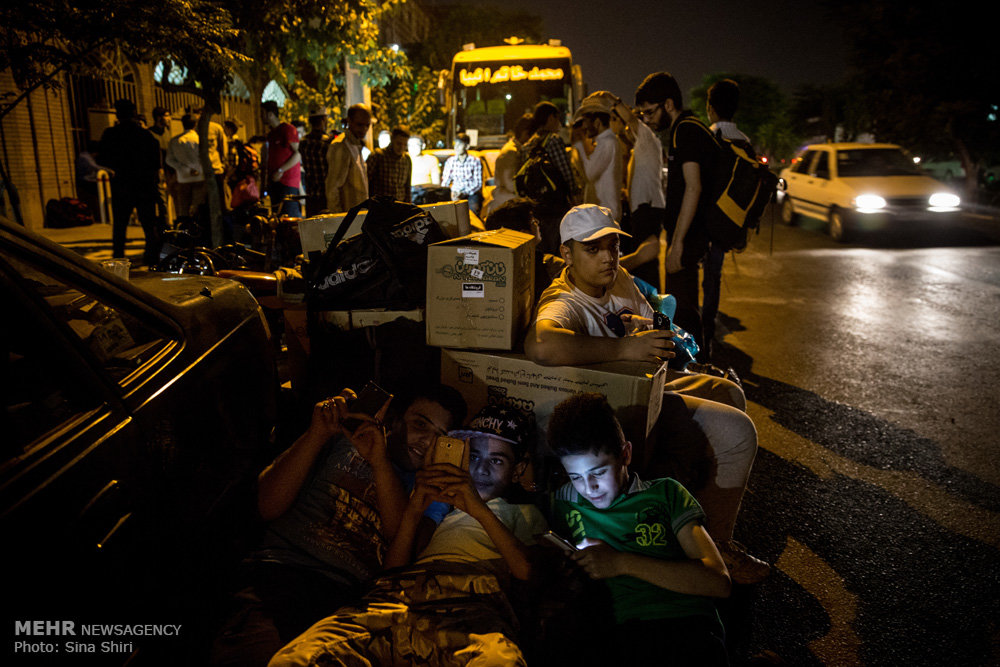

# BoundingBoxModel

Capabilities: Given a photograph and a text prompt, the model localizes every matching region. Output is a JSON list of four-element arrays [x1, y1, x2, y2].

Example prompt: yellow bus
[[441, 40, 585, 149]]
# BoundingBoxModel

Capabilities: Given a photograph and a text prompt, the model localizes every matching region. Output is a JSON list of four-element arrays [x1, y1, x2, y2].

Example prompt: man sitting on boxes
[[524, 204, 768, 584]]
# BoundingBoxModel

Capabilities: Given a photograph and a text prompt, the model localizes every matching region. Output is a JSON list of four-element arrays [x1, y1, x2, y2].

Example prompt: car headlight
[[854, 194, 886, 212], [928, 192, 960, 209]]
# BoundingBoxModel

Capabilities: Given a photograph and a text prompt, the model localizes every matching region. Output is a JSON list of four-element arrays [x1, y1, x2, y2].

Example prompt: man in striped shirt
[[441, 132, 483, 216]]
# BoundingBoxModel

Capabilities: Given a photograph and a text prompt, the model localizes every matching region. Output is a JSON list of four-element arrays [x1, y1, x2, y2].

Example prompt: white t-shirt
[[574, 127, 623, 221], [410, 153, 441, 186], [628, 120, 666, 211], [710, 121, 751, 144], [416, 497, 547, 565], [534, 266, 654, 337]]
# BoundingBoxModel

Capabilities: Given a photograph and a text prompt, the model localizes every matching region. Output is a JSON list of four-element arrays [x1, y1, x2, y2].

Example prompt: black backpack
[[514, 135, 569, 208], [305, 196, 446, 312], [673, 118, 777, 251]]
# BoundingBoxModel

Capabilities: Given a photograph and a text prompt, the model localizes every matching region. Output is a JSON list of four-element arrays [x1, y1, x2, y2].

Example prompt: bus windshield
[[453, 58, 572, 148]]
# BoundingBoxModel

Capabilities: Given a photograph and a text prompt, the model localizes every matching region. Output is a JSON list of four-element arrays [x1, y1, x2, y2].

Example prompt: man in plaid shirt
[[441, 132, 483, 216], [299, 108, 333, 215], [366, 126, 412, 202]]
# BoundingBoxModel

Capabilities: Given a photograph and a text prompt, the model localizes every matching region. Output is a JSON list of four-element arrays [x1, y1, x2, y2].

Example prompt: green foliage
[[1, 0, 244, 108], [370, 65, 446, 147], [229, 0, 410, 120]]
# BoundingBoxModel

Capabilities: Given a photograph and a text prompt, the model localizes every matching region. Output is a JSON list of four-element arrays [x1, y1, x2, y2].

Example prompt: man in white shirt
[[573, 96, 624, 221], [587, 92, 667, 289], [193, 106, 228, 211], [407, 135, 440, 187], [164, 113, 206, 219]]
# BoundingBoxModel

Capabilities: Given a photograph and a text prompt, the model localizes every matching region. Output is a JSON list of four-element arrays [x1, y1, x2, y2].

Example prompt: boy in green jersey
[[549, 392, 732, 666]]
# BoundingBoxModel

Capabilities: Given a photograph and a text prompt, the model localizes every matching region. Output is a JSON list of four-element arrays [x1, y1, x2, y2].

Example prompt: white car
[[777, 143, 961, 242]]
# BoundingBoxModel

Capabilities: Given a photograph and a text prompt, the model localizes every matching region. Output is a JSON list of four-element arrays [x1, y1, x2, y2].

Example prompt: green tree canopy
[[226, 0, 410, 121], [1, 0, 242, 117]]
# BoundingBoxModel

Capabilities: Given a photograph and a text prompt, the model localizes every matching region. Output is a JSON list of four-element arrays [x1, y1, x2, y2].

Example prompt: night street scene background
[[2, 1, 998, 666]]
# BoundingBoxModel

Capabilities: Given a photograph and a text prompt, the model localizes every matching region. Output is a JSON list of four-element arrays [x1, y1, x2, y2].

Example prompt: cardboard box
[[320, 308, 423, 331], [440, 349, 667, 449], [426, 229, 535, 350], [298, 200, 472, 261]]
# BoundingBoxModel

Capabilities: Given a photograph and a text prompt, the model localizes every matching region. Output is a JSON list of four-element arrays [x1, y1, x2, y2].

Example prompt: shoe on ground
[[717, 539, 770, 584]]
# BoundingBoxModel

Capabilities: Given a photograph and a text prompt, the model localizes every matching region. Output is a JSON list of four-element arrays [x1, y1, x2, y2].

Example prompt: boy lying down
[[267, 405, 545, 667]]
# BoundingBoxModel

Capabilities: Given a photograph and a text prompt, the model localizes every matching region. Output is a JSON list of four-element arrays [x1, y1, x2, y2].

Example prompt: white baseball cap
[[559, 204, 632, 244]]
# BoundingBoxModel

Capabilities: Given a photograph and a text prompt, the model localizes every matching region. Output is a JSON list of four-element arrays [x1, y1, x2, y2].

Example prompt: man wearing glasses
[[634, 72, 719, 352]]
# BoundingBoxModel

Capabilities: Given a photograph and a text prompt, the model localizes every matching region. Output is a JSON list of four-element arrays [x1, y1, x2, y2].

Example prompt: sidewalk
[[35, 221, 147, 263]]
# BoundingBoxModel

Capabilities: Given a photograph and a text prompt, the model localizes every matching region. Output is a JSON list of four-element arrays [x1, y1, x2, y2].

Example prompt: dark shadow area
[[781, 214, 1000, 249], [849, 219, 1000, 248], [708, 337, 1000, 666], [713, 338, 1000, 512]]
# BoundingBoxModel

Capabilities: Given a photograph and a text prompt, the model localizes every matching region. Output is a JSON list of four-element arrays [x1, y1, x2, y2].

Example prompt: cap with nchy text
[[449, 405, 532, 458], [559, 204, 631, 245]]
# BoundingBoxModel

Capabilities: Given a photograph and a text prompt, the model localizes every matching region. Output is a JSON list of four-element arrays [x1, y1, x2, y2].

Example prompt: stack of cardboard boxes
[[295, 202, 667, 454], [425, 229, 666, 451]]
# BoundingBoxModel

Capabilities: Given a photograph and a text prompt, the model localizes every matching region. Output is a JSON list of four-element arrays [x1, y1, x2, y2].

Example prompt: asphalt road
[[712, 208, 1000, 665]]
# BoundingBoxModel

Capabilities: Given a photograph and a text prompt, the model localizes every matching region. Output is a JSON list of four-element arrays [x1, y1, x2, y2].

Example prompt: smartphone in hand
[[653, 312, 671, 331], [431, 435, 467, 468], [539, 530, 578, 554], [342, 381, 392, 432]]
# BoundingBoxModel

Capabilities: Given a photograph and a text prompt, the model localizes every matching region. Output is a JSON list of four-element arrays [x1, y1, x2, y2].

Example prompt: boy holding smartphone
[[548, 392, 732, 666], [268, 405, 547, 667], [211, 383, 467, 667]]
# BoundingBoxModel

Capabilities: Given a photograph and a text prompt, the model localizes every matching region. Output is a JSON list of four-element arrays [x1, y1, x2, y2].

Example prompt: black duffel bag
[[306, 196, 446, 312]]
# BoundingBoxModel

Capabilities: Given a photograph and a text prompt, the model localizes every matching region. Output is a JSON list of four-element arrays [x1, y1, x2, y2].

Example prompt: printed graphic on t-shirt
[[630, 503, 672, 548]]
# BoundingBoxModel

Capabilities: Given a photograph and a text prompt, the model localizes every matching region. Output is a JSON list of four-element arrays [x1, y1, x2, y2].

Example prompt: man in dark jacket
[[99, 98, 163, 266]]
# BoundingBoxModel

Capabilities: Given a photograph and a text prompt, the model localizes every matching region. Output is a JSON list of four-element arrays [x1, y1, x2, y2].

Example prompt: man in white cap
[[573, 96, 625, 221], [525, 204, 769, 585]]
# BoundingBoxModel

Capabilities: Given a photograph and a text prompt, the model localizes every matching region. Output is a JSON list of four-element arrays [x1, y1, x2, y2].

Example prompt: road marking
[[776, 537, 861, 666], [750, 404, 1000, 550]]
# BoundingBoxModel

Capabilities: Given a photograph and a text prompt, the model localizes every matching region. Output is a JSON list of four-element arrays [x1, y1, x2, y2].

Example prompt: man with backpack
[[702, 79, 751, 360], [635, 72, 717, 350], [517, 101, 578, 254]]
